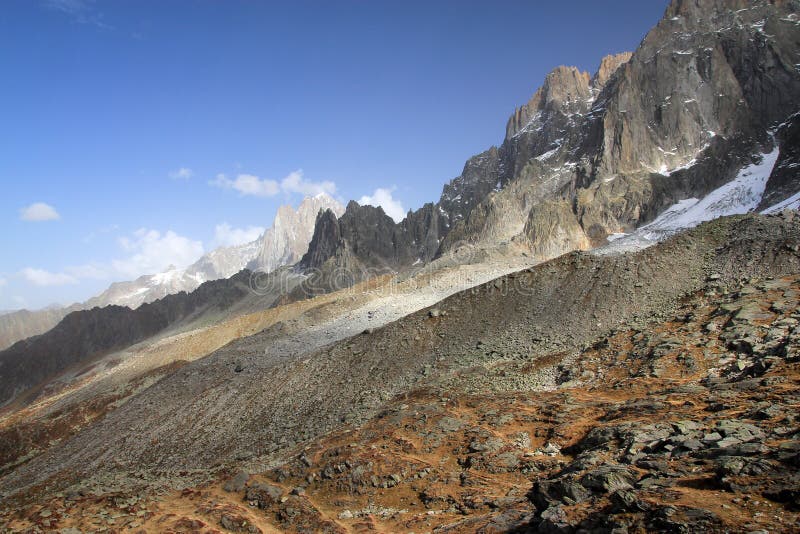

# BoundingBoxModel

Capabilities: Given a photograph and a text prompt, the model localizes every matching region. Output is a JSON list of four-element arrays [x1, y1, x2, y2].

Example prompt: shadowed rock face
[[252, 193, 345, 274], [0, 307, 75, 351], [303, 0, 800, 272], [759, 112, 800, 210], [300, 201, 447, 276], [298, 209, 343, 271]]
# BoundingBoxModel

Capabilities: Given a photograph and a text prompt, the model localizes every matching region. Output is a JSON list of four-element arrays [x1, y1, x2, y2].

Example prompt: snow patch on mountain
[[594, 146, 780, 255]]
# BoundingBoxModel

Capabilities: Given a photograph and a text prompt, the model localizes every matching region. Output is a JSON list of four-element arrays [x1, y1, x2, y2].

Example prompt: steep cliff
[[251, 193, 344, 273]]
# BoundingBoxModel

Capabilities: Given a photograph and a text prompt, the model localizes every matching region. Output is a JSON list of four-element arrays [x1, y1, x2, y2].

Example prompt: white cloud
[[211, 173, 279, 197], [358, 187, 406, 223], [0, 277, 7, 289], [211, 170, 336, 198], [20, 202, 60, 222], [21, 268, 78, 287], [280, 170, 336, 196], [112, 228, 204, 278], [213, 223, 265, 248], [169, 167, 193, 180], [18, 229, 202, 293]]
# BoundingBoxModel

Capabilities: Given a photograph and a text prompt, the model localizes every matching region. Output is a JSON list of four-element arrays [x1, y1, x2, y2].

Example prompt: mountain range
[[1, 1, 799, 532], [299, 0, 800, 279]]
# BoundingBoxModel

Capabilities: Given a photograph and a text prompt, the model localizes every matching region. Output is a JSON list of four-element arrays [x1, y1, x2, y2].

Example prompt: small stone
[[223, 471, 250, 492]]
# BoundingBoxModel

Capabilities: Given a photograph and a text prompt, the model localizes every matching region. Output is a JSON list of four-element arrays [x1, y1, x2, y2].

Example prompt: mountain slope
[[0, 307, 76, 352], [2, 212, 798, 500], [0, 271, 254, 407]]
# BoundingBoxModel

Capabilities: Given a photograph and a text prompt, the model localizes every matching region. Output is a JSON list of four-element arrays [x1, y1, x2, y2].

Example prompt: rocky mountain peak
[[665, 0, 752, 21], [540, 66, 591, 107], [590, 51, 632, 92], [252, 193, 344, 273], [505, 65, 592, 139], [298, 208, 343, 270], [301, 0, 800, 287]]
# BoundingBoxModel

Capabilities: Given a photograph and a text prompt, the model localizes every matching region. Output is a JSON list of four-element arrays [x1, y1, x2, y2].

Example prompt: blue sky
[[0, 0, 666, 309]]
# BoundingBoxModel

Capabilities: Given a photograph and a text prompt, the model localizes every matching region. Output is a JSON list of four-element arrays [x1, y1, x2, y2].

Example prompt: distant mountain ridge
[[0, 194, 343, 350]]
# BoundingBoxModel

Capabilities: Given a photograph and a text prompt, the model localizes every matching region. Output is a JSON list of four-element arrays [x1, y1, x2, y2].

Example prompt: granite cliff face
[[251, 193, 344, 273], [301, 0, 800, 276]]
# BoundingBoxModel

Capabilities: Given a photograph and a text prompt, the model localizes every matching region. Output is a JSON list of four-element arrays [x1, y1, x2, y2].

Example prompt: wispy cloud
[[112, 228, 204, 278], [359, 187, 406, 223], [211, 170, 336, 198], [21, 268, 78, 287], [20, 202, 60, 222], [280, 170, 336, 196], [43, 0, 113, 30], [169, 167, 193, 180], [82, 223, 120, 244], [21, 228, 205, 290], [211, 173, 279, 197], [44, 0, 89, 12], [213, 223, 265, 248], [0, 277, 7, 289]]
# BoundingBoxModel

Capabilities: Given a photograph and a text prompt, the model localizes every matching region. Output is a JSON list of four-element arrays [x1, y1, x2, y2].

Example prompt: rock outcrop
[[298, 200, 447, 290], [522, 199, 591, 260], [252, 193, 344, 273]]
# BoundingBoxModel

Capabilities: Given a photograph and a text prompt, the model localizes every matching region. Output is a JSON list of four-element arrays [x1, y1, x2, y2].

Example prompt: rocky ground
[[0, 213, 797, 533], [0, 246, 534, 495], [2, 216, 799, 532]]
